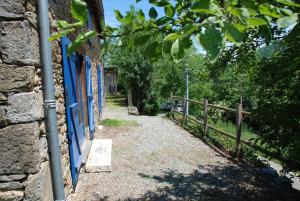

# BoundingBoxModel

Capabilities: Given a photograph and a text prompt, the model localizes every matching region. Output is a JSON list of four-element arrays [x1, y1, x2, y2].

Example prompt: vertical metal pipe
[[38, 0, 65, 200], [185, 66, 189, 116]]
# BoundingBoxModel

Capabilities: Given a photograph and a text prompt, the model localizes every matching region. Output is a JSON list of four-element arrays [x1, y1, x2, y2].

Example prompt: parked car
[[160, 102, 171, 111], [174, 103, 183, 112]]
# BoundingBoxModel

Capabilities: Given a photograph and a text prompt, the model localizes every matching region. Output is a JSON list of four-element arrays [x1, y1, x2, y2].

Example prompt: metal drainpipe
[[38, 0, 65, 200]]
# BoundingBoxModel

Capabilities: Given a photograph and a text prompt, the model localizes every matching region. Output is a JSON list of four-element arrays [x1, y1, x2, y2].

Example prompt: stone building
[[104, 67, 117, 94], [0, 0, 105, 200]]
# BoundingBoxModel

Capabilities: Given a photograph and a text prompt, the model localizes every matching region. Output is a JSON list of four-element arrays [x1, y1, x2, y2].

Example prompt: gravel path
[[68, 105, 300, 201]]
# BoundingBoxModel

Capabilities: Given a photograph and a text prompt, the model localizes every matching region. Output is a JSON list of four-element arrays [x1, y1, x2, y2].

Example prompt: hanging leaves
[[70, 0, 88, 23], [164, 4, 175, 18], [149, 7, 158, 19], [49, 0, 300, 60], [199, 25, 223, 62], [224, 22, 244, 44], [67, 31, 97, 54]]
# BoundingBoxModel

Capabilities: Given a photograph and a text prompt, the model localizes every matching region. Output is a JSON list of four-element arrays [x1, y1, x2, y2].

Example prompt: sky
[[103, 0, 165, 27], [102, 0, 204, 53]]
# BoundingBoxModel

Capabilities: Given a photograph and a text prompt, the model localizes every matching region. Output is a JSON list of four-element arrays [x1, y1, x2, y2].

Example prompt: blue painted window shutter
[[85, 56, 95, 138], [97, 64, 102, 115]]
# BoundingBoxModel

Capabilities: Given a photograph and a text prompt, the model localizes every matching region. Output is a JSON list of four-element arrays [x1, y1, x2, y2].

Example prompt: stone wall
[[0, 0, 104, 200], [0, 0, 53, 200]]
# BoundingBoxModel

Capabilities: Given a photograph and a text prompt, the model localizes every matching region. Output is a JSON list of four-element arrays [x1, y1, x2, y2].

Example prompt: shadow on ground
[[93, 164, 300, 201]]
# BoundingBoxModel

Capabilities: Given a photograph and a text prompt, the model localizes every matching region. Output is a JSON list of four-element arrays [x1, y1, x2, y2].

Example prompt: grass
[[102, 118, 138, 127], [212, 121, 258, 141]]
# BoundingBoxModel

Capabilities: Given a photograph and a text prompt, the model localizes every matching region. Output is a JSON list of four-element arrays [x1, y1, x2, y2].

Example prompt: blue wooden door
[[61, 36, 86, 186], [97, 64, 102, 116], [85, 56, 95, 138]]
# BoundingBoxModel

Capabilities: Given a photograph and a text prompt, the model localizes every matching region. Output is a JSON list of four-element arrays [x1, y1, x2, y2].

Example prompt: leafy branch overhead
[[49, 0, 97, 54], [113, 0, 299, 62], [49, 0, 299, 61]]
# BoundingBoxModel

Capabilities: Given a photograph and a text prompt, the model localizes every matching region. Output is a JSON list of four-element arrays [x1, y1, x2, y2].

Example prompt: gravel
[[68, 106, 300, 201]]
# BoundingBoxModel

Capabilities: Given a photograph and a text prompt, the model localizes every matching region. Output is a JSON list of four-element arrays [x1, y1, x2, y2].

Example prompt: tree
[[251, 23, 300, 169], [50, 0, 299, 62]]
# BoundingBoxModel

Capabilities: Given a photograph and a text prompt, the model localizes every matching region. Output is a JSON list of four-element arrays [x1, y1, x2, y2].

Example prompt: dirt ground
[[68, 102, 300, 201]]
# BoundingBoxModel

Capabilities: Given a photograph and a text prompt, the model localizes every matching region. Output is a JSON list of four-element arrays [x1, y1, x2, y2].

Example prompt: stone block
[[0, 174, 26, 182], [128, 106, 139, 115], [24, 161, 53, 201], [0, 122, 40, 174], [6, 91, 44, 123], [0, 181, 24, 190], [0, 190, 24, 201], [0, 21, 39, 65], [0, 106, 7, 127], [0, 65, 35, 92], [39, 137, 48, 162], [0, 93, 7, 102], [0, 0, 25, 20]]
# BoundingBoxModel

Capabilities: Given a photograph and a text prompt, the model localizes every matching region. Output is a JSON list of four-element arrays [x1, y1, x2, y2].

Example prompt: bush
[[144, 92, 160, 116]]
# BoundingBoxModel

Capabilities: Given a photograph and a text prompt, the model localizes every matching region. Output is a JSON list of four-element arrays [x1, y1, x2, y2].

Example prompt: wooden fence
[[170, 94, 300, 166]]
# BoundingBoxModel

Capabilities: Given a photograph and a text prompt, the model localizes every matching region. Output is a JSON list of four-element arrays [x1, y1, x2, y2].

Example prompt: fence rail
[[170, 94, 300, 166]]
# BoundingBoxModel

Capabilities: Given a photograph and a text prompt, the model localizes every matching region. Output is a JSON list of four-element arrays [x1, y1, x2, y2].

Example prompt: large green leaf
[[247, 18, 268, 27], [199, 25, 223, 61], [171, 38, 184, 60], [48, 28, 76, 41], [165, 4, 175, 18], [276, 0, 300, 7], [152, 0, 169, 7], [124, 13, 134, 25], [164, 33, 180, 41], [149, 7, 158, 19], [114, 10, 124, 22], [155, 17, 170, 26], [137, 9, 145, 22], [259, 4, 281, 18], [224, 22, 244, 44], [259, 25, 272, 44], [70, 0, 88, 23], [57, 20, 83, 29], [191, 1, 222, 17], [67, 31, 96, 54], [191, 0, 210, 10], [277, 14, 298, 28]]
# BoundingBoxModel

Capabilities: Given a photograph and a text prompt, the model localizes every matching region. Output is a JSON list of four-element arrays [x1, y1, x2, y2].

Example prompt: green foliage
[[70, 0, 88, 23], [49, 0, 97, 54], [113, 0, 299, 62], [50, 0, 299, 62], [198, 25, 223, 61], [144, 92, 160, 115], [252, 24, 300, 168]]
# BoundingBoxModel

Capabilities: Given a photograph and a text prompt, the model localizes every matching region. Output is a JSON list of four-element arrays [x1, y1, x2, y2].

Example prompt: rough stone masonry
[[0, 0, 71, 200]]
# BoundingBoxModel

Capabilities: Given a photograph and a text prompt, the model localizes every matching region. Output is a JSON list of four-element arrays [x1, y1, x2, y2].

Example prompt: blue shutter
[[61, 36, 86, 186], [85, 56, 95, 138]]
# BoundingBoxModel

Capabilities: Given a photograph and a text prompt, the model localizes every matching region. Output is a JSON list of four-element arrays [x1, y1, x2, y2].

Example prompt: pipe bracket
[[44, 99, 56, 109]]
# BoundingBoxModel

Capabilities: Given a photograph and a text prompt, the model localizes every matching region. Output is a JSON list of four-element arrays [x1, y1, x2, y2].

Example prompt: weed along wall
[[0, 0, 105, 200]]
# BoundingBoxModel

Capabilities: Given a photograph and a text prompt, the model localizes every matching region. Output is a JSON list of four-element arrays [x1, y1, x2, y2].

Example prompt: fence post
[[181, 96, 187, 126], [203, 99, 208, 135], [235, 103, 242, 161]]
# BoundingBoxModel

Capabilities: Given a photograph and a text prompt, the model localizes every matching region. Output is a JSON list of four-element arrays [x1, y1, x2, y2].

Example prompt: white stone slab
[[86, 139, 112, 173]]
